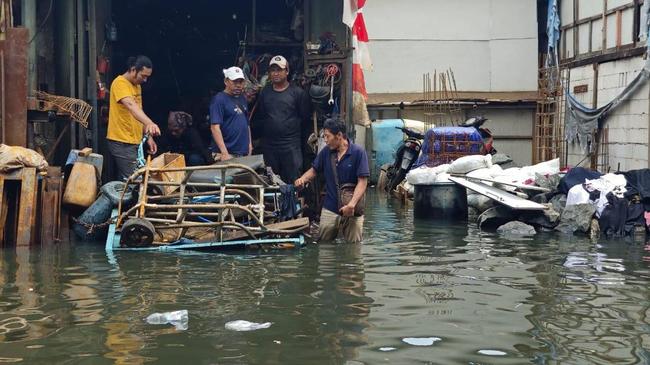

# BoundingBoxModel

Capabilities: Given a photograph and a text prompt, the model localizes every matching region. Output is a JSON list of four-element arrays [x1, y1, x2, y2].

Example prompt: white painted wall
[[566, 56, 650, 170], [362, 0, 538, 94], [469, 108, 534, 165]]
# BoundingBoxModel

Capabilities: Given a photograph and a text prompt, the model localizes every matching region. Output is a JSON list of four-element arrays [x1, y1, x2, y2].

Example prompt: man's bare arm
[[119, 96, 160, 136]]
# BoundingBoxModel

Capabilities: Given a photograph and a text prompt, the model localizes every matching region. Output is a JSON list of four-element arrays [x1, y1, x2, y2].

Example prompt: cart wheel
[[120, 218, 155, 247]]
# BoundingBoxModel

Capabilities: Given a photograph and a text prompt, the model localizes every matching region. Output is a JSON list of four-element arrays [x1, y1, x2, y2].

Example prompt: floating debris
[[478, 349, 507, 356], [379, 347, 396, 352], [225, 320, 271, 332], [145, 310, 188, 331], [401, 337, 441, 346]]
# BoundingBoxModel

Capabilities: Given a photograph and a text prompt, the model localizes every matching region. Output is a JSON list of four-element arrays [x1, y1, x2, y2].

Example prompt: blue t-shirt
[[209, 92, 250, 156], [313, 141, 370, 213]]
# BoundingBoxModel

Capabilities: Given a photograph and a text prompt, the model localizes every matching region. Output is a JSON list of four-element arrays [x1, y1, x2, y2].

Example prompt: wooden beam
[[616, 10, 623, 48], [16, 168, 37, 246], [39, 167, 62, 245], [602, 0, 608, 52], [573, 0, 579, 58], [0, 175, 4, 246], [561, 45, 645, 69], [560, 2, 636, 29]]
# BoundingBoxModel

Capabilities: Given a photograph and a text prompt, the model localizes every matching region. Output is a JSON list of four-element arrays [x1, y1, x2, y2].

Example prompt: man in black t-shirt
[[256, 55, 311, 184]]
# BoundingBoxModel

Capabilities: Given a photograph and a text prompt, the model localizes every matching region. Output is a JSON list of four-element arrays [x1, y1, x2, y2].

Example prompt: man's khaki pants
[[318, 208, 364, 243]]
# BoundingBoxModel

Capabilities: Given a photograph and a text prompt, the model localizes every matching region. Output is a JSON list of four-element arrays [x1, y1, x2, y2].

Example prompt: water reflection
[[526, 239, 650, 364], [0, 191, 649, 364], [0, 248, 58, 344]]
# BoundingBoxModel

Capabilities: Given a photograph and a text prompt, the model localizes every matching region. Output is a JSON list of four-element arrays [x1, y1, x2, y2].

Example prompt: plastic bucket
[[63, 162, 98, 208]]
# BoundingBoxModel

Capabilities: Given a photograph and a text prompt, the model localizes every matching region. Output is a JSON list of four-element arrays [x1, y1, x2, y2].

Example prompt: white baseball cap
[[269, 55, 288, 69], [223, 66, 245, 80]]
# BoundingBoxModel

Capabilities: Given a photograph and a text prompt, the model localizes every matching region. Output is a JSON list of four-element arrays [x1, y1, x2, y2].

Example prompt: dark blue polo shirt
[[313, 141, 370, 213], [209, 92, 250, 156]]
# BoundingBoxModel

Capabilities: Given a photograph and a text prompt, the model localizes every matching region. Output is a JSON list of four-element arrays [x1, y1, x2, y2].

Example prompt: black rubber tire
[[387, 168, 407, 192], [101, 181, 134, 206], [120, 218, 155, 247], [147, 185, 164, 197]]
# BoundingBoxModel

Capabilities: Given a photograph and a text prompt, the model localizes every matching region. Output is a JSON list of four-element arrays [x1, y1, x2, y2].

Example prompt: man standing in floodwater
[[295, 118, 369, 243]]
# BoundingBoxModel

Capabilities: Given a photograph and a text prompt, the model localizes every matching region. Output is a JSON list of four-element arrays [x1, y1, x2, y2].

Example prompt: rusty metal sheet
[[3, 28, 28, 147]]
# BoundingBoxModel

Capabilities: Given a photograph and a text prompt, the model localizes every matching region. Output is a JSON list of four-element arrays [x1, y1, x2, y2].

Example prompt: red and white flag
[[343, 0, 371, 99]]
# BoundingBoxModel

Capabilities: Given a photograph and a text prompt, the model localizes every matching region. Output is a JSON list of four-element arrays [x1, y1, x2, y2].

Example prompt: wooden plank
[[0, 175, 4, 246], [449, 176, 547, 211], [16, 168, 37, 246], [616, 10, 622, 48], [456, 175, 552, 192], [40, 167, 62, 245]]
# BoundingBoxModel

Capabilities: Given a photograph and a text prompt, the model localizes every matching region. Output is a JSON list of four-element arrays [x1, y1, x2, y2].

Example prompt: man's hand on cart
[[147, 137, 157, 155]]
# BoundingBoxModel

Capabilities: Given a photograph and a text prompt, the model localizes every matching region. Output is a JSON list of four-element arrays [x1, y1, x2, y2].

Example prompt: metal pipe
[[125, 162, 273, 186], [22, 0, 37, 94], [138, 155, 152, 217], [147, 181, 270, 189], [147, 189, 261, 204], [88, 0, 99, 151], [149, 219, 307, 235]]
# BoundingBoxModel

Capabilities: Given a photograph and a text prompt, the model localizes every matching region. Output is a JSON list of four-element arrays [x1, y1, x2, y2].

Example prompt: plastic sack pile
[[0, 144, 48, 172]]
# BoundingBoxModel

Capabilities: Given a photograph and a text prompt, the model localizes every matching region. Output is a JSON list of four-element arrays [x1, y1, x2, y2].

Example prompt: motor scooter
[[385, 127, 425, 192], [460, 116, 497, 155]]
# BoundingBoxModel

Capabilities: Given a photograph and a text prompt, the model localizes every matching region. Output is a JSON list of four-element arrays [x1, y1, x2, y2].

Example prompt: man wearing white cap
[[256, 55, 311, 183], [209, 66, 252, 161]]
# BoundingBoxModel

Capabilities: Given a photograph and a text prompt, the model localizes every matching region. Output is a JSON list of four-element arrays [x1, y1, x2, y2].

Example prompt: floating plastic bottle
[[146, 310, 188, 330]]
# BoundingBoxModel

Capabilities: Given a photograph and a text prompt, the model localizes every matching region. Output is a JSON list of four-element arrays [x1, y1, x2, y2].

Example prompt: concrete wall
[[566, 55, 650, 170], [362, 0, 539, 94], [367, 105, 535, 166]]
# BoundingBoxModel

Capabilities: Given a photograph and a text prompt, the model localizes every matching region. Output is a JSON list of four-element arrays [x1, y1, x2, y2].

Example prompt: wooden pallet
[[0, 167, 38, 246]]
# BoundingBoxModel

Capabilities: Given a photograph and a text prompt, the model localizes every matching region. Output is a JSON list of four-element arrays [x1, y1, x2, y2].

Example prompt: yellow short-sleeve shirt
[[107, 75, 143, 144]]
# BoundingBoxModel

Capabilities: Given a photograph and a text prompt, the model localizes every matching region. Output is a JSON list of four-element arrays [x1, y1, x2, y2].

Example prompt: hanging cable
[[27, 0, 54, 45]]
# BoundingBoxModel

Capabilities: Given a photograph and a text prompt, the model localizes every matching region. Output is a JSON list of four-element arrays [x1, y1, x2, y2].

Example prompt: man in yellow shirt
[[107, 55, 161, 180]]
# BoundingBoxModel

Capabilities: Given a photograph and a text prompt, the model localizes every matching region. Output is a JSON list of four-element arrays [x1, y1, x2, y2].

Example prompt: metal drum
[[414, 182, 468, 220]]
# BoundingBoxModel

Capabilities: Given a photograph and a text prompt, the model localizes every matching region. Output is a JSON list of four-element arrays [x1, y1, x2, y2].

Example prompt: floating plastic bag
[[402, 337, 442, 346], [146, 310, 188, 331], [225, 320, 272, 332]]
